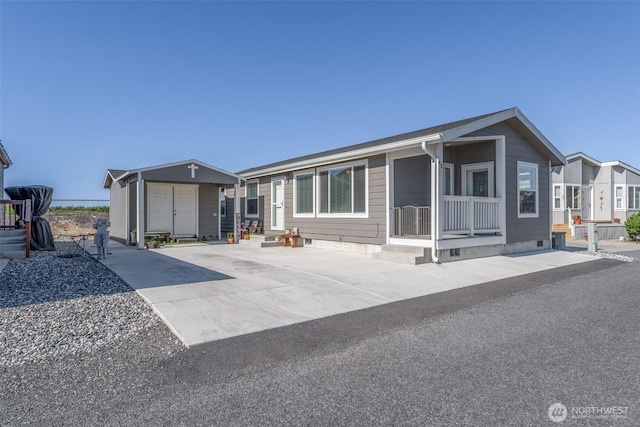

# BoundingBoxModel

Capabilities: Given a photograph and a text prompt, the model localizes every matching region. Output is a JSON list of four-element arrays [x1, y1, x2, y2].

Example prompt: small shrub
[[625, 212, 640, 240]]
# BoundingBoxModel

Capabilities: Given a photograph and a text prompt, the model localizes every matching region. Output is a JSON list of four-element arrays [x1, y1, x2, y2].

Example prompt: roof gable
[[0, 141, 12, 167], [239, 107, 565, 177], [103, 160, 242, 188]]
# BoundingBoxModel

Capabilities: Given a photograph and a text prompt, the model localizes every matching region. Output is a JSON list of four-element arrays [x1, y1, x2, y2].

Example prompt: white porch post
[[137, 173, 145, 249], [234, 179, 241, 243], [125, 180, 130, 245], [496, 136, 506, 243]]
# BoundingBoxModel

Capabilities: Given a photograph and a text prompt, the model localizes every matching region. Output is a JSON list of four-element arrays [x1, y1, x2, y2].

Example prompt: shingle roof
[[238, 109, 509, 175]]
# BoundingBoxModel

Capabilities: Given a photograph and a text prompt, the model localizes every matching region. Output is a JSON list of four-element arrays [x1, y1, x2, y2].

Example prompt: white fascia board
[[601, 160, 640, 177], [241, 133, 442, 179], [440, 108, 517, 142], [567, 152, 601, 167], [135, 159, 244, 180], [441, 107, 565, 166]]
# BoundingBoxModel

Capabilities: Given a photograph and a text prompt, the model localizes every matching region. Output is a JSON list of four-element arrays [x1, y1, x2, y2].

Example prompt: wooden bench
[[281, 233, 301, 248]]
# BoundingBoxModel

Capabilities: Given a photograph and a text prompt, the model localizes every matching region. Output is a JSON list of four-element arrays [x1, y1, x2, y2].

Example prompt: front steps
[[552, 223, 573, 240], [0, 229, 27, 259], [238, 234, 283, 248], [373, 245, 431, 265]]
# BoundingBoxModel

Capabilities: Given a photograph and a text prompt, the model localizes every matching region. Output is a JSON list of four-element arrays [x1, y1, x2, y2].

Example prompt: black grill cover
[[4, 185, 55, 251]]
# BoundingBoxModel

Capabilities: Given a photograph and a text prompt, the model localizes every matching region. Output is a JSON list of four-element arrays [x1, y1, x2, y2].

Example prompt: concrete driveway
[[100, 241, 605, 346]]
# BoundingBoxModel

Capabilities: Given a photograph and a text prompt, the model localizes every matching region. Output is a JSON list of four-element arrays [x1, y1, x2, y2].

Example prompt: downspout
[[422, 137, 442, 263]]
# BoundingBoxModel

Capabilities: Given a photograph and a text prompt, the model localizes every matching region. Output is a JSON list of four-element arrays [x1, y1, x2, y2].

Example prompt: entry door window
[[461, 162, 494, 197]]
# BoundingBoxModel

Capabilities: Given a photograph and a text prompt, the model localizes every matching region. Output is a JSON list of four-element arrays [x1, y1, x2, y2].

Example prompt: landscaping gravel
[[0, 242, 183, 367]]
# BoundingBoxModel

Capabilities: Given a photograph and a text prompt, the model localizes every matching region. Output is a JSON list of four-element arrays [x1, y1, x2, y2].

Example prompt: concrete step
[[239, 237, 283, 248], [373, 245, 431, 265]]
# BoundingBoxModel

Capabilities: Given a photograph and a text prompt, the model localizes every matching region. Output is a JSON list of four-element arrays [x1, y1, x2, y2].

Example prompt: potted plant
[[572, 214, 582, 225], [613, 217, 621, 224], [226, 232, 234, 244]]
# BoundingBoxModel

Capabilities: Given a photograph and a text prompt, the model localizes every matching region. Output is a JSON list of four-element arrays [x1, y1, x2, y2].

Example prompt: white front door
[[271, 179, 284, 230], [147, 183, 173, 232], [173, 184, 198, 236], [147, 183, 198, 236], [582, 186, 593, 220]]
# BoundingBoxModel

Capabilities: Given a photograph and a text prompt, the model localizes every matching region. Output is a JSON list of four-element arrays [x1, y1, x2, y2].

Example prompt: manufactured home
[[552, 152, 640, 239], [227, 107, 565, 263]]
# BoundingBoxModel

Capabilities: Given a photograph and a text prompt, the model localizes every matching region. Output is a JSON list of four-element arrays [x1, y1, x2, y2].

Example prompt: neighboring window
[[629, 186, 640, 210], [245, 181, 258, 216], [444, 163, 454, 196], [220, 188, 226, 217], [294, 173, 314, 215], [318, 164, 366, 215], [553, 185, 562, 210], [518, 161, 538, 217], [565, 185, 581, 209], [615, 186, 624, 210]]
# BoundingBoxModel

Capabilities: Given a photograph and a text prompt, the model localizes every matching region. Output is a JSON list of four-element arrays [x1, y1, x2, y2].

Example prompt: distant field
[[48, 206, 109, 215]]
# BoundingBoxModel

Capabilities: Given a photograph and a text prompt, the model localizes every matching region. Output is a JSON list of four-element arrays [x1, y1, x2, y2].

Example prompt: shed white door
[[173, 184, 198, 236], [147, 183, 198, 236], [148, 183, 174, 232]]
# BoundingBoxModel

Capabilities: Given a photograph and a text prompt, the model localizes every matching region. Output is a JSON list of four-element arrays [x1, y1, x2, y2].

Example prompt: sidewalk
[[99, 241, 613, 347]]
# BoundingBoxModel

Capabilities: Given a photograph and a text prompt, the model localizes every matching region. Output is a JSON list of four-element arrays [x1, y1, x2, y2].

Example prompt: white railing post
[[469, 197, 475, 236]]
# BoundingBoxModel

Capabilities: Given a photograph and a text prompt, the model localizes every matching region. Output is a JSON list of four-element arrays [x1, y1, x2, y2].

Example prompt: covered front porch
[[388, 136, 506, 252]]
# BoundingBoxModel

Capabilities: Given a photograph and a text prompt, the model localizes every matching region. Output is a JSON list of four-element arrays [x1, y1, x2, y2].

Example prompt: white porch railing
[[443, 196, 501, 236], [393, 206, 430, 237]]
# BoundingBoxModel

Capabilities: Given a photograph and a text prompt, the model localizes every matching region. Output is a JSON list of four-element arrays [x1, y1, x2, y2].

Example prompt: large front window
[[565, 185, 581, 209], [294, 173, 314, 215], [319, 164, 366, 215], [629, 186, 640, 210], [518, 161, 538, 218], [245, 181, 258, 217]]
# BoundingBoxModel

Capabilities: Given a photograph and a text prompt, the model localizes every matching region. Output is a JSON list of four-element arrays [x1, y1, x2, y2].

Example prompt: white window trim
[[461, 161, 494, 197], [517, 161, 539, 218], [443, 163, 454, 196], [553, 184, 562, 211], [245, 180, 259, 218], [317, 160, 369, 218], [629, 185, 640, 210], [615, 185, 624, 211], [293, 171, 316, 217], [565, 184, 581, 210]]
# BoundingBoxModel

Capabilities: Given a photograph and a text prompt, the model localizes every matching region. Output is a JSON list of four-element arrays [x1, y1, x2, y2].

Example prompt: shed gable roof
[[103, 160, 242, 188]]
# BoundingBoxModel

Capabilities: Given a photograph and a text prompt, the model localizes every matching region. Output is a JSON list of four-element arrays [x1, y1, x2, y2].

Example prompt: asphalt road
[[4, 251, 639, 426]]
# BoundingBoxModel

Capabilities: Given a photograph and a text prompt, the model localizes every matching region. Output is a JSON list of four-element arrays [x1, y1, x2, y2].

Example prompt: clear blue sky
[[1, 1, 639, 202]]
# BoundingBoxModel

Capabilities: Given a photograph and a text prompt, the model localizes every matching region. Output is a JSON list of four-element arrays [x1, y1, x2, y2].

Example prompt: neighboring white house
[[552, 152, 640, 223], [551, 152, 640, 239], [0, 141, 11, 196]]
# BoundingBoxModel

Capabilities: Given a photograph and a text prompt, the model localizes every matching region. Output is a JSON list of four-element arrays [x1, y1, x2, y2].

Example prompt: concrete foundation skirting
[[305, 239, 382, 255]]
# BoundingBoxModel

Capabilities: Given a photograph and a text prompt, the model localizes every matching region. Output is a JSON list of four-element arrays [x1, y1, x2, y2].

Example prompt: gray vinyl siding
[[198, 183, 220, 239], [445, 141, 496, 195], [221, 187, 235, 234], [467, 122, 551, 244], [109, 183, 127, 240], [244, 155, 387, 244], [627, 168, 640, 185], [140, 163, 238, 185], [393, 155, 430, 207], [279, 155, 387, 245], [564, 158, 582, 184]]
